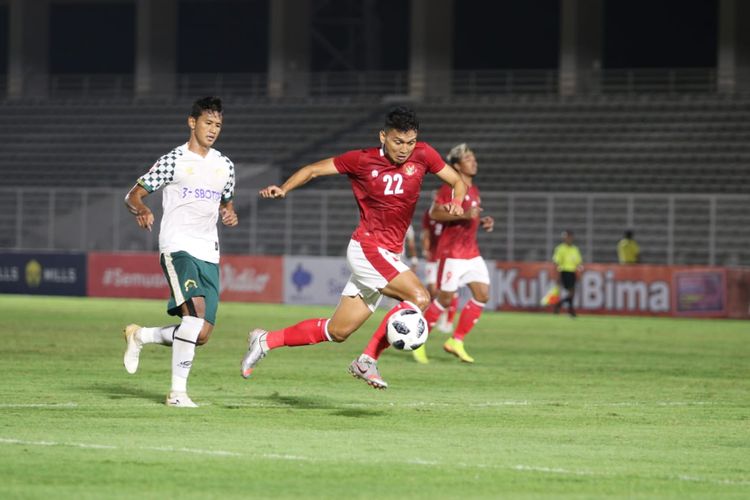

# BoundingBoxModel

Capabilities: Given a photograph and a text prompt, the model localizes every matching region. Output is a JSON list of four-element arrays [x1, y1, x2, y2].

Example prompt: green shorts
[[160, 251, 220, 325]]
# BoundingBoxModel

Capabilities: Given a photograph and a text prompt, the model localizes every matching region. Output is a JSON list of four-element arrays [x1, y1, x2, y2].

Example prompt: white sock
[[170, 316, 204, 393], [138, 325, 178, 346]]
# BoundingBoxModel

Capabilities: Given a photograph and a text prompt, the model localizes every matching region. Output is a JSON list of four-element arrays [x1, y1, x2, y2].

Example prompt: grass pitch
[[1, 294, 748, 499]]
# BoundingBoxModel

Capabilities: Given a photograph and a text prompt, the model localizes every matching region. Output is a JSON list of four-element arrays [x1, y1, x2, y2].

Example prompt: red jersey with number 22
[[334, 143, 445, 253], [435, 183, 482, 259]]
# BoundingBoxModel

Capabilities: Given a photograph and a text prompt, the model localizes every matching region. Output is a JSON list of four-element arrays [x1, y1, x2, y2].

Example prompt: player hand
[[135, 208, 154, 231], [220, 207, 238, 227], [260, 185, 286, 199], [480, 216, 494, 232], [445, 200, 464, 217]]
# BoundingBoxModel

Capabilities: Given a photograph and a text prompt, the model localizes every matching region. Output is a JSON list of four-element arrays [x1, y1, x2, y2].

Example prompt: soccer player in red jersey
[[421, 143, 494, 363], [421, 200, 460, 333], [420, 197, 444, 299], [240, 107, 467, 389]]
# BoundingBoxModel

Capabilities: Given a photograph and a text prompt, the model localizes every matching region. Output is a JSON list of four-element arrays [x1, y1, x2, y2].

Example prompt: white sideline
[[221, 399, 724, 409], [0, 400, 728, 410], [0, 403, 78, 408], [1, 437, 748, 487]]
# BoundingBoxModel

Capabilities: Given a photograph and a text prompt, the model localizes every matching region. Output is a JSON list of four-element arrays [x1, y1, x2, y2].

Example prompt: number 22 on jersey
[[382, 173, 404, 195]]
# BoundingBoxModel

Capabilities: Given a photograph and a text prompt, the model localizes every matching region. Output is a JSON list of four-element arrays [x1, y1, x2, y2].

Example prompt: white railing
[[36, 68, 727, 100], [1, 187, 748, 267]]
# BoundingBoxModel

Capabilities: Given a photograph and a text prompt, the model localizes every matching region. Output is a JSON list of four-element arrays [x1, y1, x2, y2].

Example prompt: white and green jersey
[[138, 143, 235, 263]]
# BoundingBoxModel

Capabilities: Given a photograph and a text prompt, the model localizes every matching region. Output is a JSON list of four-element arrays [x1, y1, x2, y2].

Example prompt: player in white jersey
[[121, 96, 238, 407]]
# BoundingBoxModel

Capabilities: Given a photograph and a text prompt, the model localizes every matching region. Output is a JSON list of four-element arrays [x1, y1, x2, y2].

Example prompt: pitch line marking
[[1, 437, 747, 486], [0, 403, 78, 408], [0, 400, 730, 410]]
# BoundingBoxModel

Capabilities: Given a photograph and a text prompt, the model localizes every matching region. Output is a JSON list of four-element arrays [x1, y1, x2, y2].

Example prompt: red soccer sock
[[447, 295, 459, 323], [423, 299, 445, 329], [266, 318, 330, 349], [363, 301, 415, 360], [453, 299, 485, 341]]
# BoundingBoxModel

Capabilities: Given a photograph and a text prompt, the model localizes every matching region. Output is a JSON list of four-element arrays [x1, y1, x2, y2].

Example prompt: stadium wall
[[1, 251, 748, 319]]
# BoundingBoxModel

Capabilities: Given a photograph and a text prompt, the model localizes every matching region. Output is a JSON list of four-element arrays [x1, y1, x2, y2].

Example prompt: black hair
[[190, 96, 223, 119], [384, 106, 419, 132]]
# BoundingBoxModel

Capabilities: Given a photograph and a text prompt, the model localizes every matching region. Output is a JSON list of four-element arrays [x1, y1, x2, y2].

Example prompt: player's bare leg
[[379, 269, 431, 310], [443, 282, 488, 363]]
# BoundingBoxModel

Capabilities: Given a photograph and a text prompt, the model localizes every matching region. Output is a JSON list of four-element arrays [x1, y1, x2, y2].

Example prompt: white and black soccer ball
[[386, 308, 428, 351]]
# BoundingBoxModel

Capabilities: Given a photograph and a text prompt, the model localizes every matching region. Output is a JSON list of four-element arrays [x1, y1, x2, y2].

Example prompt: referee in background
[[552, 230, 583, 317]]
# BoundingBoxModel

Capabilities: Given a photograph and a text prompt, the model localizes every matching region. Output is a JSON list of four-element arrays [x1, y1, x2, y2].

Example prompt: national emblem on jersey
[[404, 164, 416, 176]]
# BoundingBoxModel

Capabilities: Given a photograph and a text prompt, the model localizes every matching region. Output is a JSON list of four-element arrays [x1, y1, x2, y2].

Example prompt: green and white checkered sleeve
[[222, 158, 235, 203], [137, 150, 178, 192]]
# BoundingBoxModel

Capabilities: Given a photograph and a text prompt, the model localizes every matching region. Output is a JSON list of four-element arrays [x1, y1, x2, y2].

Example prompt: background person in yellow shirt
[[552, 230, 583, 317], [617, 229, 640, 264]]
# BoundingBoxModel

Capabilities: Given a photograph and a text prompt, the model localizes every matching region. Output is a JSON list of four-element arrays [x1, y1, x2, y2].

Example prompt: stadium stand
[[2, 95, 749, 193], [282, 95, 750, 194], [1, 94, 749, 264]]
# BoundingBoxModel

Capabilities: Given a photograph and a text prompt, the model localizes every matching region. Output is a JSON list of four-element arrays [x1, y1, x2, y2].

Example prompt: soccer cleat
[[348, 357, 388, 389], [412, 344, 429, 364], [122, 323, 143, 374], [443, 337, 475, 363], [166, 391, 198, 408], [240, 329, 269, 379]]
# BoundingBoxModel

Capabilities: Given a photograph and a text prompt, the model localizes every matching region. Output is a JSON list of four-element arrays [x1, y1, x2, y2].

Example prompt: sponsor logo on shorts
[[184, 279, 198, 292]]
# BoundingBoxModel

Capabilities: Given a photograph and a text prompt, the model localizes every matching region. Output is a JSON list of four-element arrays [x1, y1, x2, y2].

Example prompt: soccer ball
[[386, 308, 428, 351]]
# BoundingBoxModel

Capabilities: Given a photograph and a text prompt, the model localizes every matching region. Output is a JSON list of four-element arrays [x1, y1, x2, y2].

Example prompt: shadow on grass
[[86, 383, 164, 404], [224, 392, 385, 418], [329, 408, 385, 418]]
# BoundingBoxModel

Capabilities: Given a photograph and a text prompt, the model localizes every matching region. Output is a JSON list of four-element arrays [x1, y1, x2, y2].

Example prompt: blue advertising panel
[[0, 252, 87, 296], [283, 256, 351, 306], [283, 256, 499, 310]]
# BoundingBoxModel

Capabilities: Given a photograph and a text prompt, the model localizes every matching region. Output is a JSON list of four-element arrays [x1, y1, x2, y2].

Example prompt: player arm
[[124, 184, 154, 231], [434, 165, 467, 217], [259, 158, 339, 199], [220, 200, 238, 227]]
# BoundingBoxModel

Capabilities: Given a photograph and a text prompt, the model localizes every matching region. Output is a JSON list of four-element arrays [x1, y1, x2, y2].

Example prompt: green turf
[[0, 295, 748, 499]]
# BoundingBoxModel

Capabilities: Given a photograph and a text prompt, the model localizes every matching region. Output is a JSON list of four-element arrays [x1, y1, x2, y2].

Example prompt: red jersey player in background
[[420, 198, 459, 332], [241, 107, 467, 389], [420, 143, 494, 363]]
